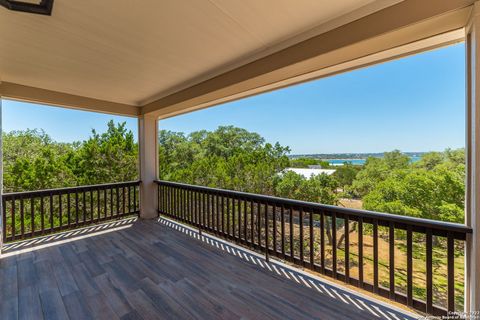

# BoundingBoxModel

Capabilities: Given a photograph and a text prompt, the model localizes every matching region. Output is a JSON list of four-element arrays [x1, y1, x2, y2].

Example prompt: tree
[[3, 121, 138, 192], [68, 120, 138, 185], [289, 158, 330, 168], [362, 150, 465, 223], [274, 171, 338, 205], [158, 126, 290, 195], [3, 129, 76, 192], [351, 150, 410, 198], [332, 163, 361, 192]]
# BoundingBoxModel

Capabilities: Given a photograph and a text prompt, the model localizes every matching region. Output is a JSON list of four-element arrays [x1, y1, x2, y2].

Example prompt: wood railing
[[2, 181, 140, 242], [155, 180, 472, 316]]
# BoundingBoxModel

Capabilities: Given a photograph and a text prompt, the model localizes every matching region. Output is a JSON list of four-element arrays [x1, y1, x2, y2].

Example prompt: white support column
[[465, 3, 480, 313], [138, 114, 158, 219]]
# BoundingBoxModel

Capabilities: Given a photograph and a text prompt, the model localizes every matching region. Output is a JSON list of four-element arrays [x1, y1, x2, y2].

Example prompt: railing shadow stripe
[[158, 216, 418, 320], [1, 217, 137, 254]]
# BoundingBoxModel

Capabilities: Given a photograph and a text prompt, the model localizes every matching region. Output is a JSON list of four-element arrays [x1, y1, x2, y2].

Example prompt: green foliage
[[289, 157, 330, 168], [332, 163, 361, 191], [351, 150, 413, 198], [4, 123, 465, 224], [68, 120, 138, 185], [3, 121, 138, 192], [362, 149, 465, 223], [3, 129, 76, 192], [274, 171, 339, 205], [158, 126, 290, 194]]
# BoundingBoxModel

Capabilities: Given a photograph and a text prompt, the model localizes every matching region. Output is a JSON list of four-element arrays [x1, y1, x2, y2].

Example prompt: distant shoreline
[[320, 158, 367, 161], [289, 152, 426, 160]]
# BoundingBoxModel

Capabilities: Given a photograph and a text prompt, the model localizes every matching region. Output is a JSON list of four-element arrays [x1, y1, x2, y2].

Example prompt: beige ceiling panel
[[209, 0, 376, 45], [0, 0, 260, 105], [0, 0, 400, 110]]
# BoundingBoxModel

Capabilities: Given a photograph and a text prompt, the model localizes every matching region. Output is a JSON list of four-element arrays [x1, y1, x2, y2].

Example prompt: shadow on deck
[[0, 217, 420, 320]]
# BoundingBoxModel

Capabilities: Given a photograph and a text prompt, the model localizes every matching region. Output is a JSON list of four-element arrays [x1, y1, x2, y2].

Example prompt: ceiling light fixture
[[0, 0, 54, 15]]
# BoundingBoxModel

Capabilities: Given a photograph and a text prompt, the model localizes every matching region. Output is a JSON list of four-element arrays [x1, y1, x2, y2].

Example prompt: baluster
[[273, 204, 277, 254], [116, 187, 120, 217], [59, 194, 63, 229], [49, 192, 54, 231], [373, 219, 379, 293], [320, 210, 325, 274], [202, 192, 206, 227], [309, 210, 314, 267], [234, 197, 237, 238], [20, 197, 25, 239], [2, 198, 6, 242], [182, 188, 186, 220], [97, 189, 100, 222], [197, 191, 200, 226], [299, 208, 304, 266], [238, 199, 241, 241], [257, 202, 261, 246], [281, 205, 285, 258], [67, 193, 71, 227], [90, 189, 93, 222], [127, 184, 131, 213], [221, 195, 225, 234], [332, 212, 337, 278], [244, 199, 247, 241], [250, 201, 254, 246], [407, 226, 413, 307], [189, 190, 195, 224], [426, 229, 433, 313], [265, 202, 269, 262], [12, 197, 16, 240], [227, 196, 231, 236], [389, 222, 395, 300], [447, 232, 455, 312], [41, 196, 45, 234], [75, 191, 79, 226], [31, 197, 35, 235], [83, 190, 87, 223], [358, 217, 363, 288], [103, 189, 107, 220], [216, 194, 220, 232], [289, 208, 294, 260], [344, 215, 349, 283], [133, 184, 137, 212], [122, 186, 126, 215]]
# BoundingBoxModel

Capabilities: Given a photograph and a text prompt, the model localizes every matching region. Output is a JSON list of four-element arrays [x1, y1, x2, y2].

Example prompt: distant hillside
[[289, 152, 426, 159]]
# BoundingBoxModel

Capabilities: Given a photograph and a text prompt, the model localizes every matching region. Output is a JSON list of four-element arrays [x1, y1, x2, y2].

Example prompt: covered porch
[[1, 0, 480, 318]]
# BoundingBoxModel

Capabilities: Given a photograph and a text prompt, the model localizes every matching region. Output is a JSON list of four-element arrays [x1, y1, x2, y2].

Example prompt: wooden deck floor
[[0, 218, 417, 320]]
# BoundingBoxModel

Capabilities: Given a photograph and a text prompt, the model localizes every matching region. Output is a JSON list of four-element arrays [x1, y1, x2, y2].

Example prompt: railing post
[[0, 97, 3, 252], [138, 114, 158, 219], [465, 7, 480, 313]]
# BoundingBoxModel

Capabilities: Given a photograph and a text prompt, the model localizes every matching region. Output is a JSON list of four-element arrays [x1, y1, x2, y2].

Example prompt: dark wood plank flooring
[[0, 220, 414, 320]]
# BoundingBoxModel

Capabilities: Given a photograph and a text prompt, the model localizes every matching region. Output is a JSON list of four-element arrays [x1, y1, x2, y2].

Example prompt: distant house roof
[[284, 168, 336, 178]]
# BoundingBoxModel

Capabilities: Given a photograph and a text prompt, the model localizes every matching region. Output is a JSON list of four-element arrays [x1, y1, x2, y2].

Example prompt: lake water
[[328, 156, 422, 166]]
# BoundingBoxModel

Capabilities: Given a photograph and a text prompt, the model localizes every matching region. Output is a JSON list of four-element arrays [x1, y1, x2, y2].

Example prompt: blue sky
[[2, 43, 465, 154], [2, 101, 139, 142]]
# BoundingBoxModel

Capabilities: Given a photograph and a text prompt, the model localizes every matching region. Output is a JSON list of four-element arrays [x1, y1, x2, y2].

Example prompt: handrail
[[3, 180, 141, 198], [155, 180, 472, 236]]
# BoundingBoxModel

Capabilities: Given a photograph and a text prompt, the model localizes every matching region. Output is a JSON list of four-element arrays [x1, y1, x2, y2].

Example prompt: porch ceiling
[[0, 0, 394, 105], [0, 0, 474, 117]]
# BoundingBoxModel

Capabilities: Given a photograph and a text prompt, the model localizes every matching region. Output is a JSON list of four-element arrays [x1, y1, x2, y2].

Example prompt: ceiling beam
[[142, 0, 474, 118], [0, 82, 139, 117]]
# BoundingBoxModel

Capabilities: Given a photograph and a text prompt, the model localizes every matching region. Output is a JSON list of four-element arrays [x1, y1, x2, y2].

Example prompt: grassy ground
[[276, 220, 465, 311]]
